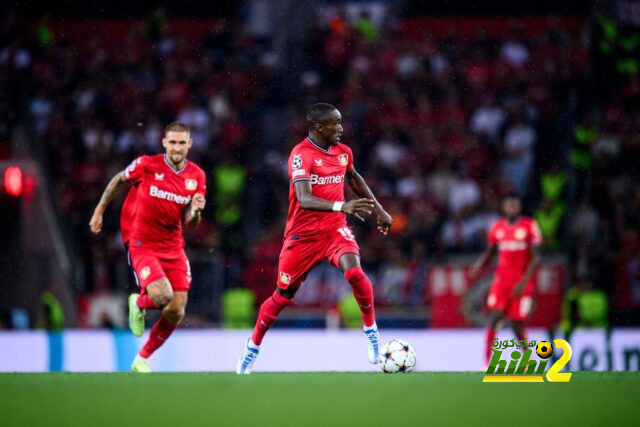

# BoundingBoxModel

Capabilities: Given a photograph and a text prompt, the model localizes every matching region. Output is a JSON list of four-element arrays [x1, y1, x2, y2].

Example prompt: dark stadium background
[[0, 0, 638, 341]]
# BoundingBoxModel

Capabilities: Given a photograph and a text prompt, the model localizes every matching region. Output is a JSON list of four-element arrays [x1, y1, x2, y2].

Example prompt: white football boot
[[236, 338, 260, 374], [363, 323, 380, 364]]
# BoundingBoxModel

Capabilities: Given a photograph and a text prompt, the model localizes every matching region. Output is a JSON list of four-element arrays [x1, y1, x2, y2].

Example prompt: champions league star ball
[[379, 339, 417, 373], [536, 341, 553, 359]]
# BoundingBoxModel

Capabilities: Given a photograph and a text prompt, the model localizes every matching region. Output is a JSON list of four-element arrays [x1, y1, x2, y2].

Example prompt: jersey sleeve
[[197, 168, 207, 195], [123, 156, 148, 186], [289, 148, 312, 184], [345, 145, 354, 171], [529, 219, 543, 245]]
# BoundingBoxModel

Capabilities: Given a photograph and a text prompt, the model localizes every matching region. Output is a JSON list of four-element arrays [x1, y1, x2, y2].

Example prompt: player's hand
[[342, 198, 375, 222], [375, 208, 393, 235], [89, 211, 103, 234], [191, 193, 206, 213]]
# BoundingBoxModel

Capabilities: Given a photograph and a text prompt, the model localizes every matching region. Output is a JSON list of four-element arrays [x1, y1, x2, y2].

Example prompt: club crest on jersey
[[292, 154, 303, 170], [279, 272, 291, 285], [140, 266, 151, 280], [338, 154, 348, 166], [185, 179, 197, 191], [515, 228, 527, 240], [154, 173, 164, 181]]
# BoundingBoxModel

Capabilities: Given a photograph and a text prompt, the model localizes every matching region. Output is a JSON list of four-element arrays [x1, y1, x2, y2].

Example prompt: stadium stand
[[0, 4, 638, 328]]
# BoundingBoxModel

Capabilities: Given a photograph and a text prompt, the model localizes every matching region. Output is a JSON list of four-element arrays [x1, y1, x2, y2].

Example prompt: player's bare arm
[[89, 171, 128, 234], [293, 180, 374, 221], [512, 245, 541, 297], [346, 167, 393, 235], [185, 193, 206, 229], [470, 245, 498, 279]]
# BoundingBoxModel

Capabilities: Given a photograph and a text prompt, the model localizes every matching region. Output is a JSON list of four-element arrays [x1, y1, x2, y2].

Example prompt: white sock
[[248, 338, 260, 350], [135, 354, 147, 362], [363, 322, 377, 331]]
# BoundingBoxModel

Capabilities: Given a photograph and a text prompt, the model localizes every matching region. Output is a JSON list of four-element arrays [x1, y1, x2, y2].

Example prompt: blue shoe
[[364, 324, 379, 364], [236, 338, 260, 374]]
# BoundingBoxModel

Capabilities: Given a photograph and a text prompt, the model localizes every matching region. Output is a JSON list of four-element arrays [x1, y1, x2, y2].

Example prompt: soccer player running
[[236, 103, 393, 374], [470, 194, 542, 366], [89, 122, 206, 372]]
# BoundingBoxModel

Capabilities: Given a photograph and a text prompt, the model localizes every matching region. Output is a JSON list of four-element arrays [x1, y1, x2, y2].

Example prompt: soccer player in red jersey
[[89, 122, 206, 372], [470, 194, 542, 366], [236, 103, 393, 374]]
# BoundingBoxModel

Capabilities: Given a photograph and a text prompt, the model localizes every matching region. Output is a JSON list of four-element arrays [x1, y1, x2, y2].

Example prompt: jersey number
[[338, 227, 355, 242]]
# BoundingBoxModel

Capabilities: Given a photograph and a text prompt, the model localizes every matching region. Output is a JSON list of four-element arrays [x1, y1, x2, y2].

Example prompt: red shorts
[[277, 227, 360, 289], [127, 245, 192, 293], [486, 274, 534, 322]]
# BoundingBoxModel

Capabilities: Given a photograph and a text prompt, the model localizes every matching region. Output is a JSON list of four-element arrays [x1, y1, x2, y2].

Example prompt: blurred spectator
[[561, 278, 609, 336], [178, 99, 212, 153], [540, 163, 568, 202], [353, 11, 378, 43], [570, 198, 600, 243], [534, 197, 565, 251], [501, 113, 536, 196]]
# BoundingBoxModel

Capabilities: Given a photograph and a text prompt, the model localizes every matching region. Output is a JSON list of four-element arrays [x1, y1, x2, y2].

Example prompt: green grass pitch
[[1, 372, 638, 426]]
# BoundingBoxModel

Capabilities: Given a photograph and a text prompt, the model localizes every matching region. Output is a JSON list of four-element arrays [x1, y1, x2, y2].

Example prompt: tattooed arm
[[89, 171, 128, 234]]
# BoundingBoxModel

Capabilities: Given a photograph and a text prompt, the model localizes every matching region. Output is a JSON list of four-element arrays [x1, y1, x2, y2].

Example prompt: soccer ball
[[536, 341, 553, 359], [379, 339, 416, 373]]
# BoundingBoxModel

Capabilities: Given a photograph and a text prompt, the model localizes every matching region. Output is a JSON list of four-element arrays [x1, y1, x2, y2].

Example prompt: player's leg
[[130, 278, 173, 335], [125, 244, 147, 337], [141, 278, 174, 308], [251, 285, 297, 346], [509, 294, 533, 347], [338, 253, 375, 327], [336, 252, 379, 364], [237, 238, 317, 374], [236, 285, 297, 375], [486, 308, 505, 366], [326, 227, 378, 363], [127, 249, 174, 336], [129, 278, 174, 372], [132, 291, 187, 373], [512, 321, 526, 345], [132, 253, 191, 372]]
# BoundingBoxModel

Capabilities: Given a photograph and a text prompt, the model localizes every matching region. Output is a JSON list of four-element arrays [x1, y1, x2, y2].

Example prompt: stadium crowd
[[1, 8, 638, 327]]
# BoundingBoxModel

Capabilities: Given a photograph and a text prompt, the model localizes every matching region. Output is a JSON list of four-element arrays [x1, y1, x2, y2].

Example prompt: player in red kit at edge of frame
[[236, 103, 393, 374], [469, 194, 542, 367], [89, 122, 206, 372]]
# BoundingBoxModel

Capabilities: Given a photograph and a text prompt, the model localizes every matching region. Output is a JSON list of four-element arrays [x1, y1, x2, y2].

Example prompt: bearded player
[[236, 103, 393, 374], [470, 194, 542, 366], [89, 122, 206, 372]]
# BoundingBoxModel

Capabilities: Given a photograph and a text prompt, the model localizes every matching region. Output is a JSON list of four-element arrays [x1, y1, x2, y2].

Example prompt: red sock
[[344, 266, 375, 328], [251, 291, 292, 345], [139, 315, 176, 358], [486, 327, 496, 366], [136, 294, 157, 310]]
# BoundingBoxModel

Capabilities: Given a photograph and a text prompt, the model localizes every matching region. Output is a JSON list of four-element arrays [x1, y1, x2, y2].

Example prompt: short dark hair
[[502, 192, 521, 202], [165, 121, 190, 136], [307, 103, 337, 130]]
